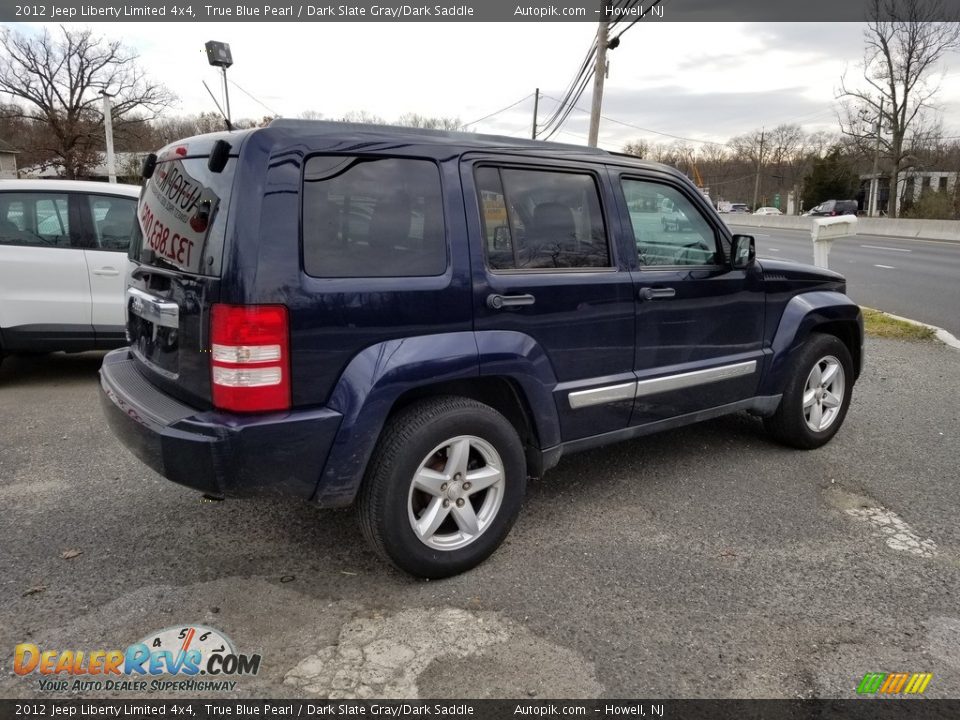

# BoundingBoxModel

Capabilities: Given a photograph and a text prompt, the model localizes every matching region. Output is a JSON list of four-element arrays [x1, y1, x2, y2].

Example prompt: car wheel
[[764, 333, 854, 449], [358, 396, 526, 578]]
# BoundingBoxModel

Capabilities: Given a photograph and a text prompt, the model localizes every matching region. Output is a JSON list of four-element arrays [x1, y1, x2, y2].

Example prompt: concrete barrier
[[723, 214, 960, 242]]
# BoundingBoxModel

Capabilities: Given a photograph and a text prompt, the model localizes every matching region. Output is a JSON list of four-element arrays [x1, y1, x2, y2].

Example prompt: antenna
[[202, 80, 232, 131]]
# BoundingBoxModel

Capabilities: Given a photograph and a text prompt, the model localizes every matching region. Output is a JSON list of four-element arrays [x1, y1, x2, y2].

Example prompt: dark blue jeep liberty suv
[[100, 121, 863, 578]]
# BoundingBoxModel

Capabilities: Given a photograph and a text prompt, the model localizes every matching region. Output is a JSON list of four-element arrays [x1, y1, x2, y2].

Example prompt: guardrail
[[722, 214, 960, 242]]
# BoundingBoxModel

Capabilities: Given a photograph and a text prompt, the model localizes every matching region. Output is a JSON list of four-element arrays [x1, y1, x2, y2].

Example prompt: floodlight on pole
[[205, 41, 234, 130], [100, 90, 117, 184]]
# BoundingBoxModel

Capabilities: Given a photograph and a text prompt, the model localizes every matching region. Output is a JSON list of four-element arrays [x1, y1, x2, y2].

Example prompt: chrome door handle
[[487, 293, 536, 310], [93, 267, 120, 276], [638, 287, 676, 301]]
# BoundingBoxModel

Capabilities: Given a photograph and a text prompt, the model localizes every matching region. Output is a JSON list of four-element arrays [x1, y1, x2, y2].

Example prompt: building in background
[[0, 139, 18, 179], [861, 171, 959, 216]]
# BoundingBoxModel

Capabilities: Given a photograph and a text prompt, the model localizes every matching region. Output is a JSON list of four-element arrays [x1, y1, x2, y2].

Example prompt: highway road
[[727, 223, 960, 337]]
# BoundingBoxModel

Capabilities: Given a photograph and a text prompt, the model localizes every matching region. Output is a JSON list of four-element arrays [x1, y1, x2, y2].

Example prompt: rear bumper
[[100, 349, 342, 500]]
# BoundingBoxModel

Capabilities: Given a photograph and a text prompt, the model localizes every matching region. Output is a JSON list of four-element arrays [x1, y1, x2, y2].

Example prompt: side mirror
[[731, 234, 755, 269]]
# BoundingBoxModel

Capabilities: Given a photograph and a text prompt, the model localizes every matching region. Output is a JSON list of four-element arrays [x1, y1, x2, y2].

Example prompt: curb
[[870, 309, 960, 350]]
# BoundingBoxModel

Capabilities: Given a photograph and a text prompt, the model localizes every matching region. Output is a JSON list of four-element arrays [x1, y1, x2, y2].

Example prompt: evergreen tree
[[802, 148, 859, 208]]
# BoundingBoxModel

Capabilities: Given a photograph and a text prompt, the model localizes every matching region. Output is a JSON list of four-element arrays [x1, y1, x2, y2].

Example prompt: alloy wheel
[[407, 435, 505, 551]]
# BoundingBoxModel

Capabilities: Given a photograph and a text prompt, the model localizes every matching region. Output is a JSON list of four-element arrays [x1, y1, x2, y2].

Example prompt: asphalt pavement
[[1, 342, 958, 700], [727, 223, 960, 337]]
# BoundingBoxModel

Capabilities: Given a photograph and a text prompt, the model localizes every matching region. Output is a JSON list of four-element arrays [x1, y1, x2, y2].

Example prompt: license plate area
[[127, 287, 180, 378]]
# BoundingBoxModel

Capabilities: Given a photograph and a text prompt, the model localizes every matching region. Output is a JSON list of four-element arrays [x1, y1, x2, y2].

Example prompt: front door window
[[620, 179, 719, 267]]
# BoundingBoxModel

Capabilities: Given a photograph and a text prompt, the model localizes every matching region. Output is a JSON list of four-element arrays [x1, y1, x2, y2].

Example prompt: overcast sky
[[10, 21, 960, 151]]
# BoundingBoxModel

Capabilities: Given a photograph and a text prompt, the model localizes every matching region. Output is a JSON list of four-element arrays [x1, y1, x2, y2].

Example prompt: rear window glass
[[302, 156, 446, 278], [132, 156, 234, 276]]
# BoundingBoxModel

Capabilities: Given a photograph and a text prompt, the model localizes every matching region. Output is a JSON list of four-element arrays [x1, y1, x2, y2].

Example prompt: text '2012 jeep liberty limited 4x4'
[[100, 121, 862, 578]]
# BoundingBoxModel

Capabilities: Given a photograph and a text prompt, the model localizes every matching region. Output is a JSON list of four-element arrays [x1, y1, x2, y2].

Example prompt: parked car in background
[[660, 197, 694, 231], [807, 200, 859, 216], [728, 203, 751, 214], [100, 122, 863, 578], [0, 179, 140, 364], [753, 207, 782, 216]]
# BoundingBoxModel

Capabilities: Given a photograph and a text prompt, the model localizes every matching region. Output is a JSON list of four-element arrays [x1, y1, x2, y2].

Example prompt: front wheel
[[764, 333, 854, 449], [358, 397, 526, 578]]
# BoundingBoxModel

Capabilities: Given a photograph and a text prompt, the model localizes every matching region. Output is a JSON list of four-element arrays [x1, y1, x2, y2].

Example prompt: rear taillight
[[210, 304, 290, 412]]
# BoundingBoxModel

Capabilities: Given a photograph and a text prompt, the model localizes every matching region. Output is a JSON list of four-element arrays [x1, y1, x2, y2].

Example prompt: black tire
[[764, 333, 854, 449], [358, 396, 527, 579]]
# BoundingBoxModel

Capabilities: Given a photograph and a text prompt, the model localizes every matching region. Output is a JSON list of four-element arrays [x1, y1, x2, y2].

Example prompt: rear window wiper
[[139, 248, 183, 273]]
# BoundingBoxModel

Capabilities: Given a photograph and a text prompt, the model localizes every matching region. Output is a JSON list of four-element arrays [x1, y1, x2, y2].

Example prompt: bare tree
[[729, 129, 766, 165], [837, 0, 960, 216], [396, 113, 462, 130], [766, 124, 807, 211], [0, 25, 174, 178], [338, 110, 386, 125], [622, 139, 649, 158]]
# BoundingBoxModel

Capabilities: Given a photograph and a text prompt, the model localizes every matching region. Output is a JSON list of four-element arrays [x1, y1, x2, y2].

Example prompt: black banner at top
[[1, 0, 959, 22]]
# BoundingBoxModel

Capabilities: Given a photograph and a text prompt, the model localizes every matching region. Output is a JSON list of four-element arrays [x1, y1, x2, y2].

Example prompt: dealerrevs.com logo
[[15, 625, 261, 693]]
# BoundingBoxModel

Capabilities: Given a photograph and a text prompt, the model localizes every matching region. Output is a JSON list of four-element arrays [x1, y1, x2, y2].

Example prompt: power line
[[707, 172, 767, 188], [609, 0, 668, 44], [537, 50, 596, 136], [461, 93, 535, 129], [539, 0, 657, 143], [607, 0, 639, 30], [536, 32, 598, 138], [541, 68, 596, 141], [539, 92, 726, 146], [227, 78, 280, 117], [541, 93, 842, 147]]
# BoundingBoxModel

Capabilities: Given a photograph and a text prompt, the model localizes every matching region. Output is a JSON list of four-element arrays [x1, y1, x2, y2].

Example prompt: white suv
[[0, 179, 141, 362]]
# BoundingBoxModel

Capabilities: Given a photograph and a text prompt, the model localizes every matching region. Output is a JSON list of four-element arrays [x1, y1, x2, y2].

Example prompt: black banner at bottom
[[1, 700, 959, 720]]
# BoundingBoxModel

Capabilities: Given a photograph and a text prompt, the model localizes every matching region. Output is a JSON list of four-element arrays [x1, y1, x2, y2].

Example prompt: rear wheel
[[358, 396, 526, 578], [764, 333, 853, 449]]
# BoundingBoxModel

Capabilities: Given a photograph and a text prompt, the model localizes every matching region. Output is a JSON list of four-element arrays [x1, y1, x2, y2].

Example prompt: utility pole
[[100, 91, 117, 184], [752, 128, 765, 211], [588, 0, 612, 148], [869, 97, 884, 216], [531, 88, 540, 140]]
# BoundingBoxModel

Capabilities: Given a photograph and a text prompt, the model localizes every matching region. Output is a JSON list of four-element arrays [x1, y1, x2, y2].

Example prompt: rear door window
[[475, 166, 610, 271], [301, 156, 446, 278], [87, 194, 137, 251], [0, 193, 71, 248]]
